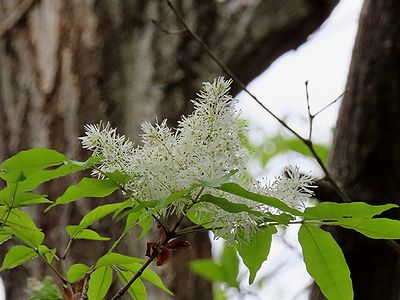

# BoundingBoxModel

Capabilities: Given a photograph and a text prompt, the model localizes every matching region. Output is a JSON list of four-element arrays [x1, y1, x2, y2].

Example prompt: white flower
[[79, 78, 315, 242], [268, 165, 315, 210], [79, 122, 135, 176]]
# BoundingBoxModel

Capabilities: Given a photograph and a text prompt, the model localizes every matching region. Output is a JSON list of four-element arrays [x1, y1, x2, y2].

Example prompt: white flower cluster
[[80, 77, 314, 241]]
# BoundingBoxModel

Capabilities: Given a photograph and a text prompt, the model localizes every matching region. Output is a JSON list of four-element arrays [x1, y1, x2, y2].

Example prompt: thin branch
[[151, 18, 187, 34], [165, 0, 303, 142], [36, 250, 68, 285], [304, 81, 314, 141], [0, 0, 36, 38], [313, 90, 346, 118], [109, 243, 160, 300], [165, 0, 352, 205]]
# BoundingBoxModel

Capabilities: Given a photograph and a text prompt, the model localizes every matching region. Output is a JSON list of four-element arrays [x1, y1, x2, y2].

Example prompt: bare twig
[[304, 81, 314, 141], [36, 250, 68, 285], [165, 0, 303, 142], [151, 18, 187, 34], [165, 0, 351, 204], [313, 90, 346, 118], [0, 0, 36, 38]]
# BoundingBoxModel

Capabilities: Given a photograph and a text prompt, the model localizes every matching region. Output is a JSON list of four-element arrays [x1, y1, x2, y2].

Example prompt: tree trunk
[[311, 0, 400, 299], [0, 0, 338, 299]]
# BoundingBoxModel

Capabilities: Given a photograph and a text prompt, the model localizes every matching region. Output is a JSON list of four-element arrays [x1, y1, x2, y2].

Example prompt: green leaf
[[237, 226, 277, 284], [0, 192, 52, 208], [220, 246, 239, 288], [87, 266, 112, 300], [0, 231, 13, 245], [67, 263, 90, 283], [0, 245, 37, 271], [66, 227, 110, 241], [250, 135, 329, 166], [218, 182, 302, 216], [143, 185, 199, 219], [137, 214, 153, 239], [191, 246, 240, 288], [199, 170, 238, 188], [6, 209, 44, 246], [199, 194, 261, 215], [116, 270, 147, 300], [96, 253, 144, 268], [190, 260, 227, 283], [186, 203, 213, 227], [123, 263, 173, 295], [298, 224, 353, 300], [334, 218, 400, 239], [79, 203, 122, 228], [48, 177, 119, 209], [41, 247, 57, 264], [104, 170, 132, 185], [16, 157, 102, 193], [304, 202, 397, 220], [67, 156, 103, 168], [0, 148, 67, 182]]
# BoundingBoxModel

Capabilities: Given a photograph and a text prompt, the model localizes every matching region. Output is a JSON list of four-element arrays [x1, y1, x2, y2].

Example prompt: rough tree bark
[[311, 0, 400, 299], [0, 0, 338, 299]]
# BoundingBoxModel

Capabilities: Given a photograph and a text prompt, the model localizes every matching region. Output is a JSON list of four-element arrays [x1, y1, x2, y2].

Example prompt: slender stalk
[[304, 81, 314, 141], [109, 242, 163, 300], [61, 237, 73, 260], [313, 91, 346, 117], [35, 250, 68, 285]]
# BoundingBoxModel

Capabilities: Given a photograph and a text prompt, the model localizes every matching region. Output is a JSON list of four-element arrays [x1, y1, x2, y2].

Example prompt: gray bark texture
[[311, 0, 400, 299], [0, 0, 337, 299]]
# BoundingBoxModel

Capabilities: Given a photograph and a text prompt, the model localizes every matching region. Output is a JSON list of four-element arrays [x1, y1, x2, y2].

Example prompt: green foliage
[[67, 263, 90, 283], [1, 146, 399, 300], [299, 224, 353, 300], [218, 182, 302, 217], [0, 245, 37, 271], [334, 218, 400, 239], [236, 226, 277, 284], [191, 245, 240, 288], [28, 276, 62, 300], [49, 177, 119, 209], [87, 266, 113, 300], [242, 134, 330, 167], [304, 202, 397, 219], [116, 270, 147, 300]]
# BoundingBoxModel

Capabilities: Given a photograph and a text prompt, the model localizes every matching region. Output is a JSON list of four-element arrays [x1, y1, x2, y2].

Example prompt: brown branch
[[78, 273, 90, 300], [165, 0, 303, 142], [165, 0, 351, 204], [0, 0, 36, 38], [151, 18, 187, 35], [313, 90, 346, 117], [109, 243, 160, 300]]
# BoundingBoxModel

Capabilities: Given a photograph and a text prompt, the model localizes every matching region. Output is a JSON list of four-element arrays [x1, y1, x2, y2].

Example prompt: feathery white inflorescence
[[80, 77, 314, 242]]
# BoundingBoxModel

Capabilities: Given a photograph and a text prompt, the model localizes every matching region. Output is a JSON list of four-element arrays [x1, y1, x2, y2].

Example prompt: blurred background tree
[[3, 1, 398, 300], [311, 0, 400, 299]]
